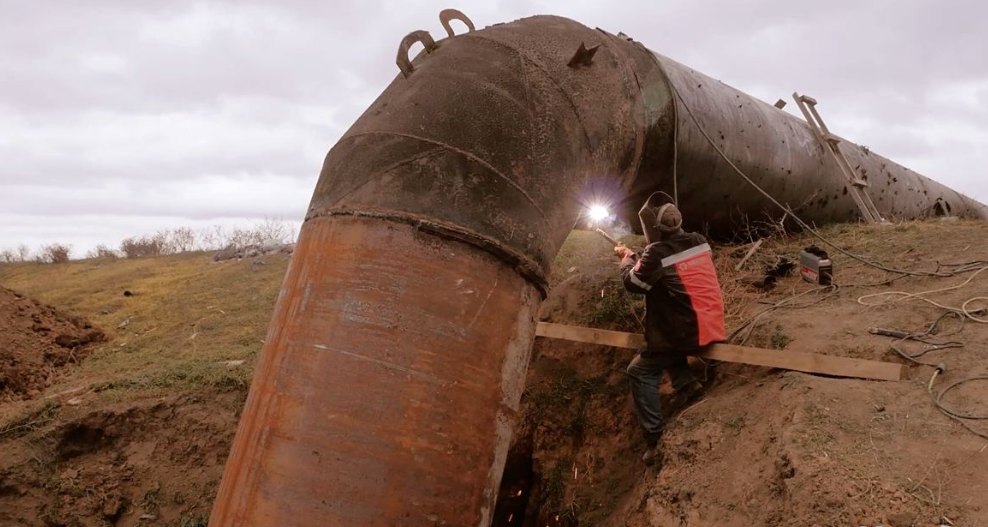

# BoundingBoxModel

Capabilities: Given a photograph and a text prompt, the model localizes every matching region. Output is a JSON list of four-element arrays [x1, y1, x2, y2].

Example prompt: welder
[[613, 192, 726, 468]]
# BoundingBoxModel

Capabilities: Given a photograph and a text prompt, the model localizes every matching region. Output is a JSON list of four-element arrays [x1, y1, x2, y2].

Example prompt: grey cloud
[[1, 0, 986, 253]]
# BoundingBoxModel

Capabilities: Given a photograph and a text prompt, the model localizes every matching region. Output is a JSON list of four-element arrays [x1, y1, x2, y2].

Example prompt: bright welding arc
[[588, 205, 610, 222]]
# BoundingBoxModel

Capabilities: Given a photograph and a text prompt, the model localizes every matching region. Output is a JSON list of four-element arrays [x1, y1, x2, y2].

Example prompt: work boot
[[642, 445, 662, 468]]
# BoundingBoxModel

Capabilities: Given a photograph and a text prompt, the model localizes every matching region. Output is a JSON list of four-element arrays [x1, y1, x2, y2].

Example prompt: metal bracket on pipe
[[396, 30, 438, 78], [439, 9, 475, 37]]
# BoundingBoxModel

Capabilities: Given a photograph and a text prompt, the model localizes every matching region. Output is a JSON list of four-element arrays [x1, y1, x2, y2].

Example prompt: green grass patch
[[0, 252, 287, 398]]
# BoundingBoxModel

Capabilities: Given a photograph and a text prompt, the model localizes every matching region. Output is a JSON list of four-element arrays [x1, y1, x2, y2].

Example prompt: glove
[[613, 244, 635, 259]]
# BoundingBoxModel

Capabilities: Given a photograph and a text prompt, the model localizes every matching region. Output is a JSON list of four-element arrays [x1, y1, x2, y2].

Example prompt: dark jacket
[[620, 230, 726, 356]]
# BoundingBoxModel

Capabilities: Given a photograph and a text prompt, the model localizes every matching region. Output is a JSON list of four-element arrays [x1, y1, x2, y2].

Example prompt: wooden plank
[[734, 239, 764, 271], [799, 94, 818, 105], [695, 344, 901, 382], [536, 322, 644, 349], [535, 322, 901, 382]]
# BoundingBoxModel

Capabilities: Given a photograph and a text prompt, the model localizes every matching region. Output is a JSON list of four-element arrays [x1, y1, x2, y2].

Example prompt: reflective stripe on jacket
[[620, 231, 726, 354]]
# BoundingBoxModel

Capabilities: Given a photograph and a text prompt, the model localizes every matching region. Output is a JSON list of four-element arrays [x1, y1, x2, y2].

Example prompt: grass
[[551, 229, 647, 331], [0, 401, 60, 439], [549, 230, 618, 283], [526, 369, 622, 427], [139, 487, 161, 515], [584, 279, 645, 331], [770, 325, 792, 350], [540, 456, 572, 514], [725, 415, 746, 432], [0, 252, 288, 399]]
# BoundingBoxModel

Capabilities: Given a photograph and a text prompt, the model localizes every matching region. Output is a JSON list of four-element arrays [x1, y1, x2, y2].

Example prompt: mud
[[0, 391, 242, 527], [0, 287, 105, 400]]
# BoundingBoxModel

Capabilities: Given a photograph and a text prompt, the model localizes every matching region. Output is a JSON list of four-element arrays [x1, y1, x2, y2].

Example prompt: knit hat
[[655, 203, 683, 233]]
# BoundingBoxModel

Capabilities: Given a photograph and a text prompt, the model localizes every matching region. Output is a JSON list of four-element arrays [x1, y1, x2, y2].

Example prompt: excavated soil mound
[[0, 391, 241, 526], [0, 287, 106, 400]]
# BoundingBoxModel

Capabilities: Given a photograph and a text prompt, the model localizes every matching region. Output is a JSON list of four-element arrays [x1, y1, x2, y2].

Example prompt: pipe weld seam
[[306, 208, 550, 298]]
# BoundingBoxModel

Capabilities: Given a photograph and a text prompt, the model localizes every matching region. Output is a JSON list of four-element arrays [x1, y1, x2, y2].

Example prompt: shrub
[[38, 243, 72, 264], [120, 235, 168, 259], [85, 244, 119, 260], [169, 227, 197, 253]]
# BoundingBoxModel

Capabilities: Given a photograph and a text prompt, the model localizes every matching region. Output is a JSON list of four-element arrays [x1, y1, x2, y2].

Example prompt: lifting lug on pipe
[[568, 42, 600, 68], [439, 8, 475, 37], [396, 29, 438, 78]]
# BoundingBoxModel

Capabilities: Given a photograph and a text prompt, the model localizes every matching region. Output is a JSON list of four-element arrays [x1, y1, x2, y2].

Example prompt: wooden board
[[535, 322, 901, 382]]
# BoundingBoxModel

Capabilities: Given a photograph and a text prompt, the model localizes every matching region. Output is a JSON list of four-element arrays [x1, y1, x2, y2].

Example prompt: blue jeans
[[626, 351, 696, 445]]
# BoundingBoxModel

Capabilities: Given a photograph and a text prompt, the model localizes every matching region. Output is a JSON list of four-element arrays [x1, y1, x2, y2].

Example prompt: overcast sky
[[2, 0, 986, 255]]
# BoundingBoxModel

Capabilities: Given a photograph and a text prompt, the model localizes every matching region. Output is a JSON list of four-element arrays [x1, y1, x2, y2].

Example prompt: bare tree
[[85, 244, 119, 260], [197, 225, 228, 251], [254, 217, 294, 245], [226, 227, 258, 250], [170, 227, 197, 252], [120, 235, 167, 258], [38, 243, 72, 264], [16, 245, 30, 261], [0, 249, 16, 263], [154, 230, 178, 255]]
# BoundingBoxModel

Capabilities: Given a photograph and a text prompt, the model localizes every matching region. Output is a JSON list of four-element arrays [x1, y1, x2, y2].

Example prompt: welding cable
[[870, 314, 988, 440], [887, 337, 963, 367], [728, 285, 839, 345], [668, 85, 982, 280], [872, 312, 966, 367], [937, 261, 988, 274], [857, 266, 988, 323], [928, 370, 988, 441]]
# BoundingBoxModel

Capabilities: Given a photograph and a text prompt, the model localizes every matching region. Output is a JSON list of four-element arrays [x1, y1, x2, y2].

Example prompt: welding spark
[[588, 205, 610, 222]]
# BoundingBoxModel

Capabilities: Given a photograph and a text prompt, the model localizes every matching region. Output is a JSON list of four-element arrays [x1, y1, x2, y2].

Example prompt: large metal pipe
[[649, 52, 988, 231], [210, 13, 987, 527]]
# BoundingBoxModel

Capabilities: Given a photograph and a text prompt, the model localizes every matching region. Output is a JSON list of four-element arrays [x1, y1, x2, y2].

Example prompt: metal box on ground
[[800, 246, 833, 285]]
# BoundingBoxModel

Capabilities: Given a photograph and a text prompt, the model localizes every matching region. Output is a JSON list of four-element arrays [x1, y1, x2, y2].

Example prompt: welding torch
[[596, 228, 636, 259], [595, 228, 619, 247]]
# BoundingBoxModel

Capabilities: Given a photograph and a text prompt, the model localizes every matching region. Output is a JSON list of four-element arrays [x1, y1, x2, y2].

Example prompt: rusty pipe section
[[211, 13, 987, 527]]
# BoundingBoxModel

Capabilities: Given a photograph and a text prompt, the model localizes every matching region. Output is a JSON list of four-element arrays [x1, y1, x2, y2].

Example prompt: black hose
[[928, 372, 988, 441]]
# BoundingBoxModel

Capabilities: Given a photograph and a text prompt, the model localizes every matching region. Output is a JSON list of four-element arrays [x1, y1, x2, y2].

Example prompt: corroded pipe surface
[[211, 13, 987, 527], [210, 216, 539, 525]]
